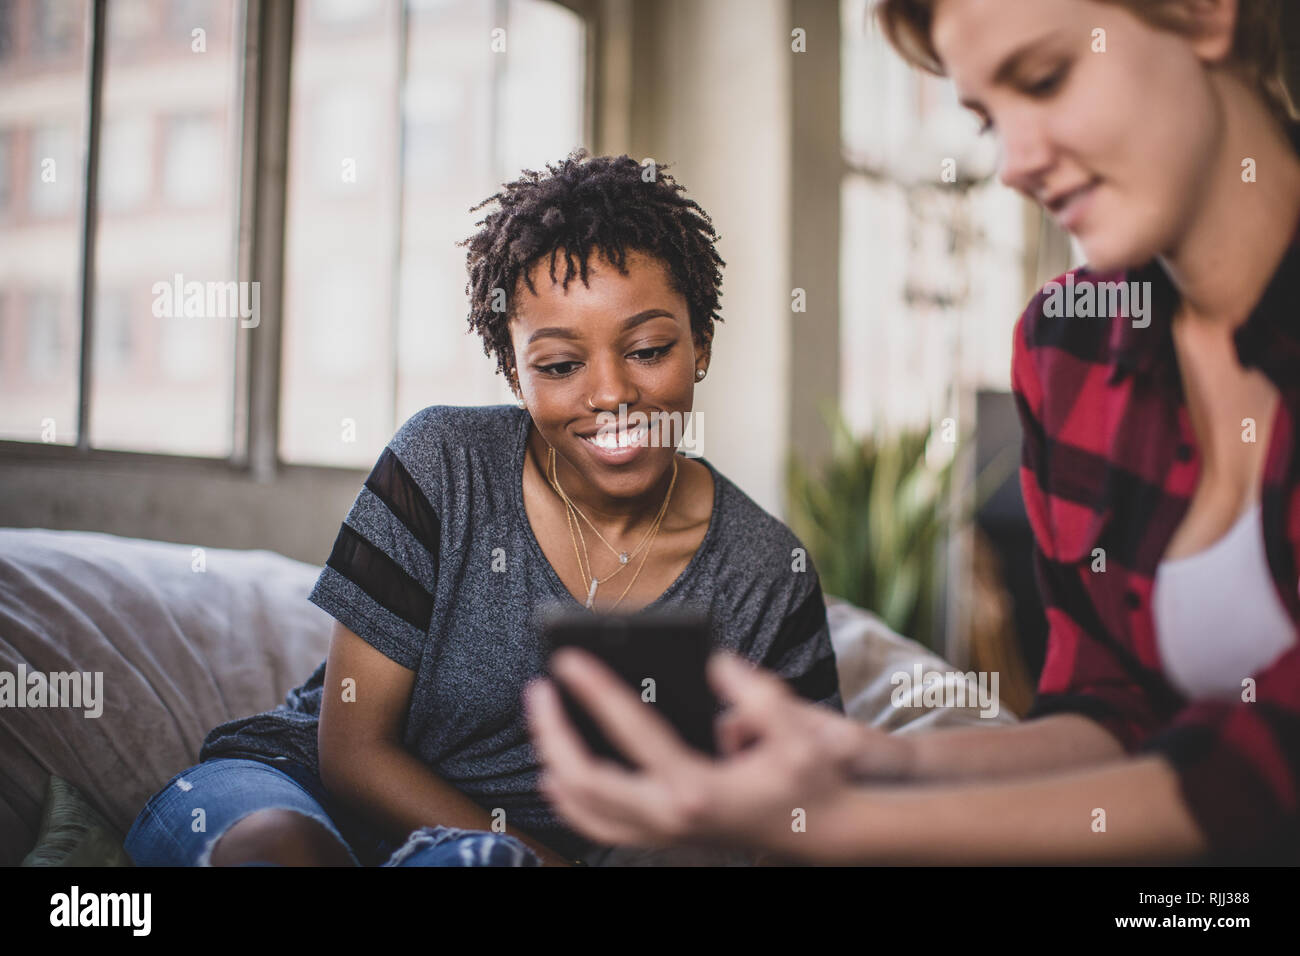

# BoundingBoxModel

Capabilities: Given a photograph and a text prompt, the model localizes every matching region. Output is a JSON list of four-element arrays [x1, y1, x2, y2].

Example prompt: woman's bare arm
[[899, 713, 1128, 781], [317, 623, 573, 866], [839, 710, 1128, 784], [528, 649, 1187, 864], [748, 700, 1137, 864], [810, 754, 1207, 864]]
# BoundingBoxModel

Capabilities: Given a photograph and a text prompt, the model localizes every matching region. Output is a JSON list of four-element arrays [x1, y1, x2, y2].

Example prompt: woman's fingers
[[538, 770, 655, 846], [811, 709, 874, 766], [706, 652, 897, 781], [546, 648, 701, 772], [528, 672, 722, 845], [529, 648, 876, 849], [833, 722, 912, 781], [526, 677, 674, 840], [715, 707, 762, 755], [707, 652, 832, 746], [525, 674, 598, 777], [707, 652, 797, 712]]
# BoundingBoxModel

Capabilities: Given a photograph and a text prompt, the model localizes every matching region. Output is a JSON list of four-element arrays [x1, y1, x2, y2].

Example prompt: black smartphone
[[540, 608, 720, 768]]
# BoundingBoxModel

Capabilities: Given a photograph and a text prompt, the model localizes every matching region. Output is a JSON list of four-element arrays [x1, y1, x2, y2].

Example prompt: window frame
[[0, 0, 600, 481]]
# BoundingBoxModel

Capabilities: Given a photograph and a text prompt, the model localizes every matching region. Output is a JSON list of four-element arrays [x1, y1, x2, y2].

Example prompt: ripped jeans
[[124, 757, 541, 867]]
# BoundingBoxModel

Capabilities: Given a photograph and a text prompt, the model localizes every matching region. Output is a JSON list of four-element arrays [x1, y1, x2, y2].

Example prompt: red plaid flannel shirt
[[1011, 208, 1300, 863]]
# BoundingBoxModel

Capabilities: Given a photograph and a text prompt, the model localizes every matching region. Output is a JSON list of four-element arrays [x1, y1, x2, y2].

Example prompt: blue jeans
[[124, 757, 541, 867]]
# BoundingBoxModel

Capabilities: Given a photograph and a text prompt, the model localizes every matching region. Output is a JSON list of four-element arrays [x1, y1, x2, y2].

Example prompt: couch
[[0, 527, 1015, 865]]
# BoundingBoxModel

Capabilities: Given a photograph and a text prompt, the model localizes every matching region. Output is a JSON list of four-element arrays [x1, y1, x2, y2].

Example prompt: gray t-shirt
[[200, 403, 842, 859]]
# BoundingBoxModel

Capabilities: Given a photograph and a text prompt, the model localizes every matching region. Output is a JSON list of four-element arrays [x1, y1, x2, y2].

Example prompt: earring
[[516, 396, 526, 409], [695, 368, 706, 381]]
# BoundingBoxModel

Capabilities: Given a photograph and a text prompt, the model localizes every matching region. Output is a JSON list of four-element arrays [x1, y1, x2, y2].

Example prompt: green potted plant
[[786, 407, 1013, 651]]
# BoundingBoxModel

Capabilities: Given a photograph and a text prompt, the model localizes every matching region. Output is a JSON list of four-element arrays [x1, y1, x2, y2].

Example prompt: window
[[26, 290, 69, 381], [1, 0, 589, 469], [161, 113, 226, 208], [99, 115, 152, 212], [92, 287, 132, 381], [0, 1, 16, 63], [279, 0, 587, 466], [0, 0, 87, 444], [27, 123, 80, 218], [33, 0, 81, 59], [0, 128, 12, 212], [839, 0, 1025, 437], [90, 0, 242, 456], [106, 0, 153, 53]]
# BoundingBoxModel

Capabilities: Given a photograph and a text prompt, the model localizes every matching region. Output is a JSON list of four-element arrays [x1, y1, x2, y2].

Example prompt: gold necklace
[[548, 453, 629, 598], [547, 445, 663, 567], [546, 446, 678, 610], [550, 449, 678, 609], [605, 506, 671, 610]]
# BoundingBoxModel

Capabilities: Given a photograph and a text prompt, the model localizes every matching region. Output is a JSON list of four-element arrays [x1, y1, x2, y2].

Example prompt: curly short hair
[[460, 150, 725, 391]]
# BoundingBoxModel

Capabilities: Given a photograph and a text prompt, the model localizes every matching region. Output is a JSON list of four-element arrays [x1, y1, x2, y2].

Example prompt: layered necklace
[[546, 444, 678, 611]]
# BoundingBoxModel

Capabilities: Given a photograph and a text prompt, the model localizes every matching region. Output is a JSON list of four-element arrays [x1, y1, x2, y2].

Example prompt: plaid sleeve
[[1011, 308, 1168, 749], [756, 570, 843, 712], [1137, 645, 1300, 860], [308, 410, 443, 671]]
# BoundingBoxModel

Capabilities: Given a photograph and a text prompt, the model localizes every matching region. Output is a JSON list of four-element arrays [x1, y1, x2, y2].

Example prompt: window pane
[[839, 0, 1020, 436], [280, 0, 586, 466], [278, 0, 402, 467], [89, 0, 242, 456], [497, 0, 584, 182], [0, 0, 87, 446], [392, 0, 585, 427], [389, 0, 499, 437], [99, 114, 151, 211]]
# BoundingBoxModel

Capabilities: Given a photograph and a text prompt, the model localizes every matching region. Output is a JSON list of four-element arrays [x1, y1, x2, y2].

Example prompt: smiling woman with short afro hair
[[460, 149, 726, 392]]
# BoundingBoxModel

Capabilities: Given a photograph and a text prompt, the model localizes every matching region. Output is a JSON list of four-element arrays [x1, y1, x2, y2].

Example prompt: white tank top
[[1153, 502, 1296, 701]]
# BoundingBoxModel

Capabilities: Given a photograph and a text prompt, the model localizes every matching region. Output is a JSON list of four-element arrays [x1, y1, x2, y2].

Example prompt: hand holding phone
[[540, 608, 720, 768]]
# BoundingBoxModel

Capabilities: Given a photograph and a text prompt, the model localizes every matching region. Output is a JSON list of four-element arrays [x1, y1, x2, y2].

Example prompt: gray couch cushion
[[827, 596, 1017, 732], [0, 529, 331, 865]]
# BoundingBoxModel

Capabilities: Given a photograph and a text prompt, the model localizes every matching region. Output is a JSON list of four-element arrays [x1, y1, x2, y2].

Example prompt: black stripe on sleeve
[[364, 447, 442, 580], [760, 585, 828, 672], [325, 523, 434, 630], [784, 653, 839, 703]]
